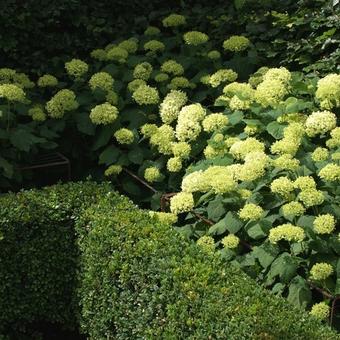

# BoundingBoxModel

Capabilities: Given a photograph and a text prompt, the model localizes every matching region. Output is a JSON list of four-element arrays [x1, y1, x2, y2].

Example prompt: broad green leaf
[[98, 145, 119, 165], [287, 276, 312, 309], [128, 147, 144, 164], [10, 129, 45, 152], [224, 211, 244, 234], [208, 215, 229, 235], [207, 199, 225, 221], [227, 111, 244, 125], [252, 244, 278, 269], [266, 121, 285, 139]]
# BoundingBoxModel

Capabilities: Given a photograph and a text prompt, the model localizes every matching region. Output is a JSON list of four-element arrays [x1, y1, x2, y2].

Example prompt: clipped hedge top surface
[[78, 192, 340, 339]]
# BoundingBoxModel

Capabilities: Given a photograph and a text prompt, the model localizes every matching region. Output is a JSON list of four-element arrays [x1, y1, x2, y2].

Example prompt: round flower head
[[167, 157, 182, 172], [161, 60, 184, 76], [255, 79, 288, 107], [150, 124, 175, 155], [318, 163, 340, 181], [294, 176, 316, 191], [144, 26, 160, 36], [310, 302, 330, 321], [90, 48, 107, 61], [223, 35, 250, 52], [114, 128, 134, 144], [37, 74, 58, 87], [127, 79, 146, 93], [13, 73, 34, 89], [207, 50, 221, 60], [202, 113, 229, 133], [149, 211, 178, 225], [269, 224, 305, 244], [262, 67, 291, 85], [65, 59, 88, 78], [209, 69, 238, 88], [273, 154, 300, 171], [89, 72, 114, 92], [271, 138, 300, 156], [132, 85, 159, 105], [106, 90, 119, 105], [0, 68, 16, 83], [313, 214, 336, 234], [133, 62, 153, 81], [168, 77, 191, 90], [144, 40, 165, 53], [172, 142, 191, 159], [230, 137, 265, 160], [144, 167, 161, 182], [326, 127, 340, 148], [244, 125, 258, 136], [0, 84, 26, 102], [281, 202, 305, 218], [29, 106, 46, 122], [239, 203, 263, 221], [298, 189, 324, 208], [162, 14, 186, 27], [310, 263, 333, 281], [270, 177, 294, 198], [106, 47, 129, 63], [159, 90, 188, 124], [183, 31, 209, 45], [45, 89, 78, 118], [90, 103, 118, 125], [196, 235, 215, 253], [141, 123, 158, 138], [181, 171, 207, 193], [170, 192, 194, 214], [154, 73, 169, 82], [118, 38, 138, 53], [305, 110, 336, 137], [221, 234, 239, 249], [176, 104, 206, 141], [104, 165, 122, 176], [311, 147, 329, 162], [204, 166, 237, 194], [223, 82, 255, 99], [315, 74, 340, 109], [238, 189, 252, 200]]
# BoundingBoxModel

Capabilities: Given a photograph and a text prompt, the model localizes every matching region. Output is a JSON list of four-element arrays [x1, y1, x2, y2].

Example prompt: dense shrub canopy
[[0, 182, 338, 338]]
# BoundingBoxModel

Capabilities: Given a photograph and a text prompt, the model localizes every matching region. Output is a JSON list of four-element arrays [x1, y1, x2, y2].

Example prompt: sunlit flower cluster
[[90, 103, 118, 125], [161, 60, 184, 76], [114, 128, 134, 144], [221, 234, 239, 249], [89, 72, 114, 92], [310, 302, 330, 320], [162, 14, 186, 27], [223, 35, 250, 52], [65, 59, 89, 78], [208, 69, 238, 88], [0, 84, 26, 102], [310, 262, 333, 281], [170, 191, 194, 214], [269, 224, 305, 244], [159, 90, 187, 124], [37, 74, 58, 87], [239, 203, 263, 221], [133, 62, 153, 80], [46, 89, 78, 118], [132, 85, 159, 105], [144, 166, 161, 182], [305, 111, 337, 137], [313, 214, 336, 234], [183, 31, 209, 45], [315, 74, 340, 109]]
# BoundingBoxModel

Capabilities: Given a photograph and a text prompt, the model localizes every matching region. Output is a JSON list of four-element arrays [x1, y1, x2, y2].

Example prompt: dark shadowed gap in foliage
[[5, 322, 86, 340]]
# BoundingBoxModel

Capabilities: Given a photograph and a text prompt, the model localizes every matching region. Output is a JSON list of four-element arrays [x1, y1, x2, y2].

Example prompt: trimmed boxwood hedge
[[0, 182, 338, 339]]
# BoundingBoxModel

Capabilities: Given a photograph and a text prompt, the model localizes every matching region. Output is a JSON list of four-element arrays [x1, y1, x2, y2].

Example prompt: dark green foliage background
[[2, 0, 339, 74]]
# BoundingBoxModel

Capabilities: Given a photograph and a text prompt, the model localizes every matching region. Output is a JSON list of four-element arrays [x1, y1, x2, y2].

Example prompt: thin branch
[[123, 168, 158, 193]]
